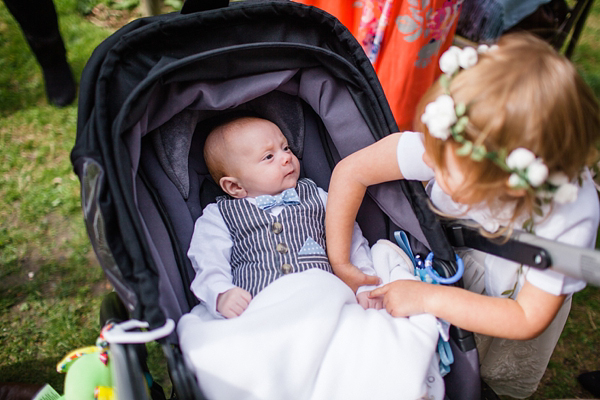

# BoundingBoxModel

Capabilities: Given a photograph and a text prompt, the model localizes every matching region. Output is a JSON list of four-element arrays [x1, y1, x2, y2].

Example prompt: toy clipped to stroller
[[35, 318, 174, 400]]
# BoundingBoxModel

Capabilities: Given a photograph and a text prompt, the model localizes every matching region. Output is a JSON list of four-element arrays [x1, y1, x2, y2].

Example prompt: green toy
[[55, 325, 114, 400], [41, 318, 174, 400]]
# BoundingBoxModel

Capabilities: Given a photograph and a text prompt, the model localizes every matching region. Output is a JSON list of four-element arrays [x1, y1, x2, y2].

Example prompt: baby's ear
[[220, 177, 247, 198]]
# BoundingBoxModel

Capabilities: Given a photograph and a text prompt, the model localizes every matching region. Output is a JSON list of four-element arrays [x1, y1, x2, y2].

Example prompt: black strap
[[443, 222, 551, 269], [181, 0, 229, 14]]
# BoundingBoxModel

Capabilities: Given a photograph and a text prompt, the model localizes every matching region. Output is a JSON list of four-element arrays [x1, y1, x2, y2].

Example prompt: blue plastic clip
[[424, 252, 464, 285]]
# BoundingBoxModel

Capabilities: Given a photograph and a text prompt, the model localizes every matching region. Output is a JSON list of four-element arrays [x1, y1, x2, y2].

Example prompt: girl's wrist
[[420, 283, 438, 315]]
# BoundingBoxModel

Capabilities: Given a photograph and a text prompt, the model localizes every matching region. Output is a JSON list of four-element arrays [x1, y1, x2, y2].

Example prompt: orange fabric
[[299, 0, 362, 33], [296, 0, 462, 131]]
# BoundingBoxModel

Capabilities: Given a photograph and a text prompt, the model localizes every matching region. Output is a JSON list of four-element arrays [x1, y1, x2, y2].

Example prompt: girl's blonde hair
[[414, 33, 600, 232]]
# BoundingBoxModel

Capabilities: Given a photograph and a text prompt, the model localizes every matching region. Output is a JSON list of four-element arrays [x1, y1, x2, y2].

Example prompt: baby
[[188, 115, 381, 318]]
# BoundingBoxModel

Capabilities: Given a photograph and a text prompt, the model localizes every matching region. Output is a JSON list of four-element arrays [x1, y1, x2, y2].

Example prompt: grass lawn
[[1, 0, 599, 398]]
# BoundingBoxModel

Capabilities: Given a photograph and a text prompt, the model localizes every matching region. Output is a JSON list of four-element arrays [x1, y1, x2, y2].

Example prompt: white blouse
[[396, 131, 597, 297]]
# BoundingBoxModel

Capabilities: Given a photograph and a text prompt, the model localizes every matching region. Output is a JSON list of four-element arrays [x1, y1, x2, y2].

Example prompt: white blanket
[[177, 240, 444, 400]]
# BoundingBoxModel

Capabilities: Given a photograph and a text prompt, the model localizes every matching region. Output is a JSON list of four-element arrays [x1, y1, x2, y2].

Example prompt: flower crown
[[421, 45, 579, 206]]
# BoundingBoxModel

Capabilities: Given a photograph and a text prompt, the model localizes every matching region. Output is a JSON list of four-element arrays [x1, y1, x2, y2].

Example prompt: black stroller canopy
[[72, 0, 456, 330]]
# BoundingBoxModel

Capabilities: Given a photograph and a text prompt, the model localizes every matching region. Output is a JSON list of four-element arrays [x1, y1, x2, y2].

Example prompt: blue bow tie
[[255, 188, 301, 210]]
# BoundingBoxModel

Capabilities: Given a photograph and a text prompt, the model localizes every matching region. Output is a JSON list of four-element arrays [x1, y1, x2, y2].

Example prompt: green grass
[[531, 286, 600, 399], [0, 0, 176, 393], [0, 0, 599, 398], [572, 5, 600, 98], [0, 0, 129, 391]]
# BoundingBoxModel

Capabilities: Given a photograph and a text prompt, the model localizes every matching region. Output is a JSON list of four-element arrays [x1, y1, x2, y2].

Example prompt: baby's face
[[228, 120, 300, 197]]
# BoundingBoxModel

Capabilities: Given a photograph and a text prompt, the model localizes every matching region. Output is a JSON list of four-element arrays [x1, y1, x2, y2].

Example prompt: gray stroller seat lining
[[150, 89, 306, 201], [131, 66, 427, 322]]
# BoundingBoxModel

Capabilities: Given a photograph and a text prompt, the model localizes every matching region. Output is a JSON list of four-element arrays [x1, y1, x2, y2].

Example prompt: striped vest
[[217, 178, 332, 296]]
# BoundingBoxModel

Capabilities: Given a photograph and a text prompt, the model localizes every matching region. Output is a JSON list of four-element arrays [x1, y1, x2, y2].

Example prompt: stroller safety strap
[[103, 319, 175, 344]]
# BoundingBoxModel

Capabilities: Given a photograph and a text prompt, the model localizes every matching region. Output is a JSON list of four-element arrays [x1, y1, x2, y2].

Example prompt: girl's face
[[422, 145, 477, 205]]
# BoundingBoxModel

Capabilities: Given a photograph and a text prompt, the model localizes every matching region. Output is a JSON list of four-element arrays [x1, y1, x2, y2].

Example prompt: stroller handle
[[103, 319, 175, 344]]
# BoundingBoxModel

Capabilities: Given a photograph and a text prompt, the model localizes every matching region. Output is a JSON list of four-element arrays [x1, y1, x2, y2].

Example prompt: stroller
[[71, 0, 600, 399]]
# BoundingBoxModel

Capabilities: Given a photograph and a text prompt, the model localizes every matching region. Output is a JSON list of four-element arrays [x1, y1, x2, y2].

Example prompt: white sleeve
[[524, 174, 598, 295], [319, 187, 376, 293], [188, 203, 236, 319], [523, 216, 591, 295], [396, 131, 435, 181], [525, 267, 586, 296]]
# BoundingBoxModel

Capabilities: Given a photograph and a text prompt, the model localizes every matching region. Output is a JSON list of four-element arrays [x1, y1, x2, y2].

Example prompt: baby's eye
[[283, 145, 290, 151], [263, 154, 274, 160]]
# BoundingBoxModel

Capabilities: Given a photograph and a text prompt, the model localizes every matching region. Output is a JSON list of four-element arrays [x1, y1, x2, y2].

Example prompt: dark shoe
[[481, 379, 501, 400], [42, 60, 76, 107], [21, 30, 76, 107], [578, 370, 600, 398], [0, 382, 45, 400]]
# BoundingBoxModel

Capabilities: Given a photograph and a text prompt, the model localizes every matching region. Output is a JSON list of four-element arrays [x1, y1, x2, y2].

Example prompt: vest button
[[281, 263, 293, 274], [272, 222, 283, 234], [276, 243, 288, 254]]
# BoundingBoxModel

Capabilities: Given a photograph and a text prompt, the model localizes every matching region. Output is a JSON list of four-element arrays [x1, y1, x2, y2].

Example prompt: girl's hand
[[333, 262, 380, 293], [217, 287, 253, 318], [369, 280, 430, 317], [372, 279, 566, 340]]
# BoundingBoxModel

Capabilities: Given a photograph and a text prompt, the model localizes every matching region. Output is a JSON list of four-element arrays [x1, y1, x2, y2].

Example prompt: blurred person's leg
[[2, 0, 76, 106], [0, 382, 45, 400], [578, 370, 600, 398]]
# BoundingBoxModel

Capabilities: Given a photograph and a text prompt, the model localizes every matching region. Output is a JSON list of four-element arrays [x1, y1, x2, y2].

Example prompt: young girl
[[325, 33, 600, 397]]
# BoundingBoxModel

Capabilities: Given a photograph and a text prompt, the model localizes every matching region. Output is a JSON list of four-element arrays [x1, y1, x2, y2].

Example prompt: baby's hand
[[217, 287, 253, 318], [356, 291, 383, 310], [332, 262, 381, 293]]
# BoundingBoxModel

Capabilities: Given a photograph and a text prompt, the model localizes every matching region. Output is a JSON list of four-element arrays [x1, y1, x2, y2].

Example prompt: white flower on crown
[[505, 150, 577, 203], [439, 46, 479, 75], [506, 148, 536, 170], [421, 94, 456, 140], [506, 148, 549, 188], [547, 172, 569, 186], [476, 44, 499, 54], [439, 46, 462, 75], [526, 159, 549, 187], [508, 173, 527, 189], [548, 172, 578, 204], [458, 47, 478, 69], [554, 182, 578, 204]]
